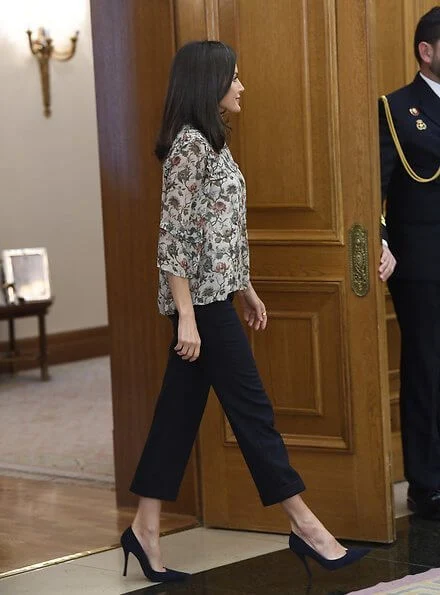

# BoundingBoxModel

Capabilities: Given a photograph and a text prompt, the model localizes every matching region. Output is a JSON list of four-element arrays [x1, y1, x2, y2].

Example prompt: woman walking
[[121, 40, 369, 583]]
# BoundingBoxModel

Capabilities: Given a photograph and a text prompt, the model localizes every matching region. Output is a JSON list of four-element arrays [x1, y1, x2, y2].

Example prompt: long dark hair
[[155, 40, 236, 161]]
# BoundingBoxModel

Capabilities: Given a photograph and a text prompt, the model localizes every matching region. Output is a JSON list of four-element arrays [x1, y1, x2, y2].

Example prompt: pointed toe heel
[[120, 526, 190, 583], [289, 532, 369, 576]]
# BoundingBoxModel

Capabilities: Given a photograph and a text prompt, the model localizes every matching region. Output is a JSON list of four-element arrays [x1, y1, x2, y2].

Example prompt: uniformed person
[[379, 6, 440, 519]]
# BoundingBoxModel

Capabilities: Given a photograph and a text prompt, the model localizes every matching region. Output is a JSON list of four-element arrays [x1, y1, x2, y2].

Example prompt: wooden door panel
[[219, 0, 342, 240], [203, 387, 382, 535], [247, 281, 351, 449]]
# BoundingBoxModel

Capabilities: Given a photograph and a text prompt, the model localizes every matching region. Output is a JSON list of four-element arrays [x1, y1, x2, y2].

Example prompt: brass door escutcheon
[[348, 224, 369, 297]]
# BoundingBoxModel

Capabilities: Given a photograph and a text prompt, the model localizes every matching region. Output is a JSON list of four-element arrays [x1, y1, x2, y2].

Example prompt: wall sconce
[[26, 27, 79, 117]]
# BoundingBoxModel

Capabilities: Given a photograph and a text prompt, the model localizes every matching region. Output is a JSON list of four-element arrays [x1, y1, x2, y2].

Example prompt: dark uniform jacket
[[379, 73, 440, 279]]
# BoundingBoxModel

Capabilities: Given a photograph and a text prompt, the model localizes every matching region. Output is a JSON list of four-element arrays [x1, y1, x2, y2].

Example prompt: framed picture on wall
[[2, 248, 51, 304]]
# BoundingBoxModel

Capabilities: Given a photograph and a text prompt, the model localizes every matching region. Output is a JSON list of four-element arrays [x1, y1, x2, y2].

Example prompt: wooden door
[[375, 0, 437, 483], [197, 0, 394, 542]]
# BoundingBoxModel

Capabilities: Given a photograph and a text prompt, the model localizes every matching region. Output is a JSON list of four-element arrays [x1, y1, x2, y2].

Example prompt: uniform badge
[[409, 107, 420, 116], [416, 119, 427, 130]]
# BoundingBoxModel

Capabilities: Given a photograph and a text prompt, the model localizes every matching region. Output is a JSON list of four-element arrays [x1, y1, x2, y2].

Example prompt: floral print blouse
[[157, 125, 250, 315]]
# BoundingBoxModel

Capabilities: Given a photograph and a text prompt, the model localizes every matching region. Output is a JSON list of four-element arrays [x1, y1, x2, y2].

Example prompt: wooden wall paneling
[[403, 2, 421, 82], [0, 326, 109, 373], [205, 0, 220, 39], [90, 0, 199, 514], [174, 0, 207, 46], [376, 0, 412, 95], [415, 1, 440, 34], [173, 0, 219, 46], [376, 2, 438, 94]]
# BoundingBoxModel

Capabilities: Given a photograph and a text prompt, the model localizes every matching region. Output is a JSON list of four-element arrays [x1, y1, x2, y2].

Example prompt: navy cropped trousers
[[130, 296, 305, 506]]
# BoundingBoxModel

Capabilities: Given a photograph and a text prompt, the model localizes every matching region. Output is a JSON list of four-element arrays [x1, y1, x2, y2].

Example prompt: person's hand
[[379, 243, 396, 282], [175, 313, 201, 361], [238, 285, 268, 331]]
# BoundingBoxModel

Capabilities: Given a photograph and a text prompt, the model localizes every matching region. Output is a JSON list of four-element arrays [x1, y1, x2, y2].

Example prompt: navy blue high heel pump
[[289, 532, 370, 577], [121, 526, 190, 583]]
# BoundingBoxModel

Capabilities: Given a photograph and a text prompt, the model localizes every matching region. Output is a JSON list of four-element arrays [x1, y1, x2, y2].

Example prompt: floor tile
[[364, 515, 440, 568], [2, 496, 437, 595], [159, 527, 287, 572], [73, 527, 287, 574], [0, 527, 288, 594], [121, 549, 429, 595], [68, 547, 124, 572], [393, 481, 411, 519], [0, 563, 138, 595]]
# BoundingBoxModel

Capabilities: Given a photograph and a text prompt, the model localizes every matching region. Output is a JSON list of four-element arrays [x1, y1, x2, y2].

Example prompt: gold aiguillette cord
[[380, 95, 440, 183]]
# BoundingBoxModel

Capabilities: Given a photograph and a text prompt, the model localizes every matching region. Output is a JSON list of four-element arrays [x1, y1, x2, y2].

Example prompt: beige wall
[[0, 1, 107, 339]]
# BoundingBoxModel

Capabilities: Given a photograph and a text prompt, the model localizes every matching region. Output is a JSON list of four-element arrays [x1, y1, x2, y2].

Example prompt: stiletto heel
[[122, 548, 129, 577], [120, 526, 189, 583], [289, 532, 369, 574], [295, 551, 311, 578]]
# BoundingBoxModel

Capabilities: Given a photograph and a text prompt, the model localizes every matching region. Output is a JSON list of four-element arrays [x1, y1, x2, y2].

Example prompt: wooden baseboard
[[0, 326, 109, 372]]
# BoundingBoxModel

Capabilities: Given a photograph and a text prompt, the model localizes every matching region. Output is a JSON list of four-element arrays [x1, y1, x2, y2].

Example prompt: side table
[[0, 299, 54, 381]]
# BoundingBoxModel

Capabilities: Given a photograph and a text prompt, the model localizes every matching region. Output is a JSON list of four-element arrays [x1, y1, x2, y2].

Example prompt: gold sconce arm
[[52, 33, 79, 62], [26, 28, 79, 118]]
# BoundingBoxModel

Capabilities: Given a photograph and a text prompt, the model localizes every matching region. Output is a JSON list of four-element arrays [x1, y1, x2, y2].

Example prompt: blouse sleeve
[[157, 136, 206, 278]]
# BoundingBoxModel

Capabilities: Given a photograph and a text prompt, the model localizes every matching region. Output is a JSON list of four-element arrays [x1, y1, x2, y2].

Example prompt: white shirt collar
[[419, 71, 440, 99]]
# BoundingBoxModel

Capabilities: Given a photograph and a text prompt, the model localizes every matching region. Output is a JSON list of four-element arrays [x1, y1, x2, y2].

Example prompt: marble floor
[[2, 482, 440, 595]]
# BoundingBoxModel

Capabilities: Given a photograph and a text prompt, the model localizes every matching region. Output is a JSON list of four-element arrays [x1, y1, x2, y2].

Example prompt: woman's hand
[[175, 313, 201, 361], [166, 273, 201, 361], [238, 284, 268, 331]]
